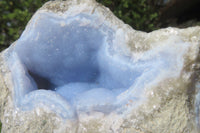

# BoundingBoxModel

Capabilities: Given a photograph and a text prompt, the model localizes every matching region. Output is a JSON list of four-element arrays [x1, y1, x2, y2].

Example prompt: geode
[[0, 0, 200, 132]]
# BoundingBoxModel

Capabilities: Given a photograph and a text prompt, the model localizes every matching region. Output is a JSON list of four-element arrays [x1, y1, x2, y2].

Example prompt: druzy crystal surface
[[0, 0, 200, 132]]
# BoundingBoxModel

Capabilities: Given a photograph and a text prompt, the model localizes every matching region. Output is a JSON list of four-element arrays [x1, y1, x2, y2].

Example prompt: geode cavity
[[0, 0, 200, 133]]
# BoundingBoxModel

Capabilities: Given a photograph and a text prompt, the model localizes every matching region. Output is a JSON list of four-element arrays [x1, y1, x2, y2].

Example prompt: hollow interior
[[8, 11, 188, 114], [12, 13, 143, 108]]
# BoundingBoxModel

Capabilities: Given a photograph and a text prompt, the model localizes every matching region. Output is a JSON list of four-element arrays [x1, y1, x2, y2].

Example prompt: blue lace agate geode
[[2, 2, 199, 128]]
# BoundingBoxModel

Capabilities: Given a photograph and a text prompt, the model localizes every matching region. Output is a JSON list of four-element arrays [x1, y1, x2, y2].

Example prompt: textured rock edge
[[0, 0, 200, 132]]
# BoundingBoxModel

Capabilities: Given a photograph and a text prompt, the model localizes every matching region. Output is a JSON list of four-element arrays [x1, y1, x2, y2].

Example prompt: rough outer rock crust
[[0, 0, 200, 133]]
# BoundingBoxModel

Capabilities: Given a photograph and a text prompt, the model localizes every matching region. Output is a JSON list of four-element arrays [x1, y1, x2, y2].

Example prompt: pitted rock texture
[[0, 0, 200, 133]]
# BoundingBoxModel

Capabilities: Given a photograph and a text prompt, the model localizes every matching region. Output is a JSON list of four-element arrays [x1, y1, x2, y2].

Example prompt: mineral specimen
[[0, 0, 200, 132]]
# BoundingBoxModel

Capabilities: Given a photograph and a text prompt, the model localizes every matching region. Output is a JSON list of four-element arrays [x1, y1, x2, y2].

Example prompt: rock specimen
[[0, 0, 200, 132]]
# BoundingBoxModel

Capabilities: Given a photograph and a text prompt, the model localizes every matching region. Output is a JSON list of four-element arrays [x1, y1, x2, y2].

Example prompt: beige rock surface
[[0, 0, 200, 133]]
